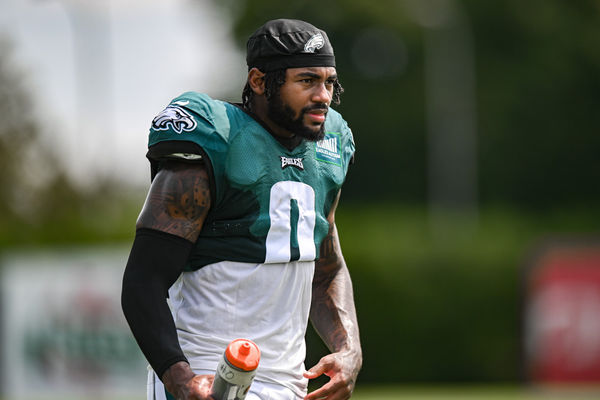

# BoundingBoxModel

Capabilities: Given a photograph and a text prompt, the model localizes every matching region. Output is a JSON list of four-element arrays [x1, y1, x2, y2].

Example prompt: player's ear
[[247, 68, 266, 95]]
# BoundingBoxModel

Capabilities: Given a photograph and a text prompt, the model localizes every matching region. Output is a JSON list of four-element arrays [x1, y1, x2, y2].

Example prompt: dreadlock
[[242, 69, 344, 111]]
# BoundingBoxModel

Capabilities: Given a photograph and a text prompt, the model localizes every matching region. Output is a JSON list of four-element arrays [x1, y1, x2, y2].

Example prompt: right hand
[[162, 361, 215, 400]]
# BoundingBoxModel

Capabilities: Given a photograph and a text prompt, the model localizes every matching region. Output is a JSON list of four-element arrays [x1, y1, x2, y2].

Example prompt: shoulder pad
[[149, 92, 231, 150]]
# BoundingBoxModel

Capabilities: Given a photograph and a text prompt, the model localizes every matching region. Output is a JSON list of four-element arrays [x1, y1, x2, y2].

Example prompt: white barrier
[[1, 247, 147, 399]]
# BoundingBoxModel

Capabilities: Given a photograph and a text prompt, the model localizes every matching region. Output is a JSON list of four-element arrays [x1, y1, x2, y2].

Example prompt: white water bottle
[[211, 339, 260, 400]]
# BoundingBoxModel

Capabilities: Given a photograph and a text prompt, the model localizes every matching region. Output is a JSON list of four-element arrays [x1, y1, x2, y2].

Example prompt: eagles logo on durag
[[304, 33, 325, 53], [152, 101, 197, 134]]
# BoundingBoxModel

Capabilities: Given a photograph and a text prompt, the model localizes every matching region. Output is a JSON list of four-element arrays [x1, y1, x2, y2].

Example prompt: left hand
[[303, 351, 361, 400]]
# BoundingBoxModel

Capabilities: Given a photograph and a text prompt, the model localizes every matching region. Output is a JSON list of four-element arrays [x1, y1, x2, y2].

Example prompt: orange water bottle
[[211, 339, 260, 400]]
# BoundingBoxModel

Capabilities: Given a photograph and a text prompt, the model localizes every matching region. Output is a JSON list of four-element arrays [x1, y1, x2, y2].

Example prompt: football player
[[122, 19, 362, 400]]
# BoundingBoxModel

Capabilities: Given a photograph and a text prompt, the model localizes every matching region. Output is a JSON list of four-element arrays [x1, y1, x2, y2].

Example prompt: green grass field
[[10, 385, 600, 400], [351, 385, 600, 400]]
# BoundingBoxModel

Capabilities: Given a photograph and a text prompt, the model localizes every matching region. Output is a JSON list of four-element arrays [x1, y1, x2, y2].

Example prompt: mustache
[[302, 103, 329, 114]]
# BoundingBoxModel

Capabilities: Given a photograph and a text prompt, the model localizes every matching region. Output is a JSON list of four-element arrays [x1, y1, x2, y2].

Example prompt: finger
[[303, 368, 322, 379], [307, 353, 341, 377], [307, 370, 357, 400], [190, 375, 214, 399], [304, 360, 329, 379]]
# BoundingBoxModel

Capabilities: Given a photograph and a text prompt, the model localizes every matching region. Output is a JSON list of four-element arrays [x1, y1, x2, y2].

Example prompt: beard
[[267, 92, 328, 142]]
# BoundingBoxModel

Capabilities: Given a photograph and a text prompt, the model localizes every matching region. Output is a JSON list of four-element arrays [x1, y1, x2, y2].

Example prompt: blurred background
[[1, 0, 599, 399]]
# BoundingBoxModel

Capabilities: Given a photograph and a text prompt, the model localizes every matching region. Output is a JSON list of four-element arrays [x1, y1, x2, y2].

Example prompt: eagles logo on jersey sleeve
[[151, 101, 197, 134], [148, 92, 230, 148], [146, 92, 232, 183]]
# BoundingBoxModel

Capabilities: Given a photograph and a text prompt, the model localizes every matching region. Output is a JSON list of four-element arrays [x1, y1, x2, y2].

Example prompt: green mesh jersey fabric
[[147, 92, 355, 269]]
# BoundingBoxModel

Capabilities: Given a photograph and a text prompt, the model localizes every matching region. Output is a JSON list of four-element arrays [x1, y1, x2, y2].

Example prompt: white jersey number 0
[[265, 181, 316, 263]]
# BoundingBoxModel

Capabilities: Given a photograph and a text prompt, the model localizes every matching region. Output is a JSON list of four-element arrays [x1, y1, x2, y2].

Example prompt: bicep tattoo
[[137, 161, 211, 242]]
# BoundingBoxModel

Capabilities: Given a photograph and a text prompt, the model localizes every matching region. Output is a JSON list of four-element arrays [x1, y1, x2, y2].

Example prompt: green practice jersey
[[147, 92, 355, 270]]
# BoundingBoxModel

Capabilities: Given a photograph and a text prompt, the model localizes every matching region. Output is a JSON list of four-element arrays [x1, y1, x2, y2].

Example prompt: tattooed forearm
[[137, 161, 211, 242], [312, 211, 361, 361], [308, 203, 362, 397]]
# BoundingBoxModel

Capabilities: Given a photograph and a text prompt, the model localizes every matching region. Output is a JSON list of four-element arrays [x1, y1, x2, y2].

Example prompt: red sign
[[524, 243, 600, 382]]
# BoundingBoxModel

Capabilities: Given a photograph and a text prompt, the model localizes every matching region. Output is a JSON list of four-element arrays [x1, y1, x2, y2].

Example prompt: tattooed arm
[[122, 160, 214, 400], [304, 191, 362, 400], [136, 160, 211, 241]]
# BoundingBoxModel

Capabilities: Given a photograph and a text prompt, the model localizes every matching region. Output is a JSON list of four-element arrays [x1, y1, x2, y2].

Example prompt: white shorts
[[147, 369, 302, 400]]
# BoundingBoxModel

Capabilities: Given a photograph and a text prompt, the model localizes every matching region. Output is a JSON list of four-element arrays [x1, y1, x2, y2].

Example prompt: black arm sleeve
[[121, 228, 194, 379]]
